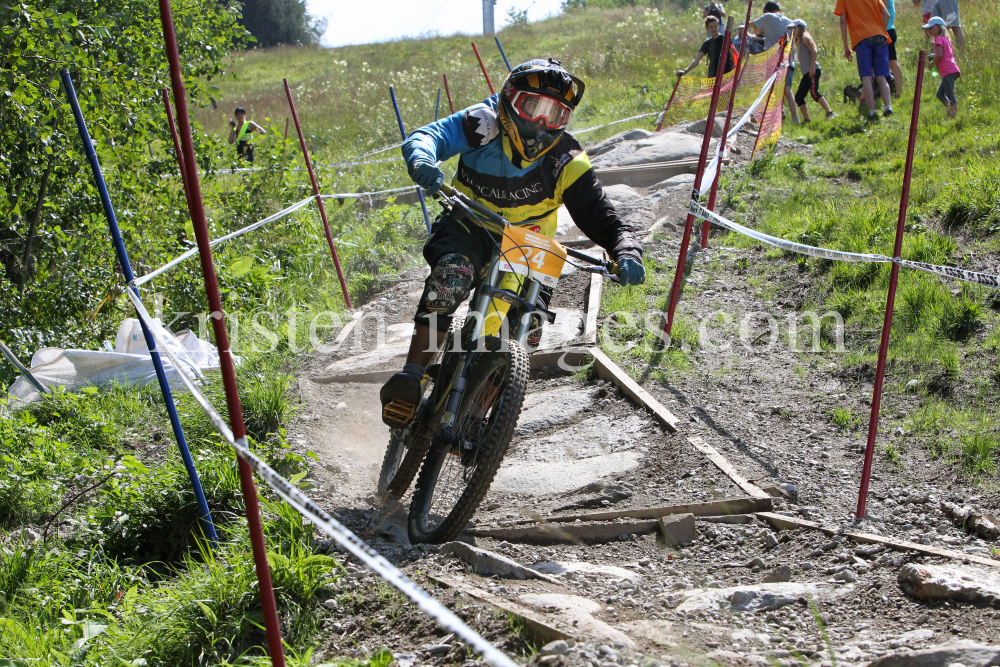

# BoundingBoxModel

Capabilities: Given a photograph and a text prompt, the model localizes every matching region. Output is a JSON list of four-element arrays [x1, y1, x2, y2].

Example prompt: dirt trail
[[285, 124, 1000, 666]]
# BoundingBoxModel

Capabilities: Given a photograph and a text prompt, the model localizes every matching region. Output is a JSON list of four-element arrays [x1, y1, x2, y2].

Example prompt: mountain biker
[[379, 58, 645, 429]]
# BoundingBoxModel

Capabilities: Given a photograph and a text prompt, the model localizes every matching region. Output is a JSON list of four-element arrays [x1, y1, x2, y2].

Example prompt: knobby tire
[[407, 341, 529, 544]]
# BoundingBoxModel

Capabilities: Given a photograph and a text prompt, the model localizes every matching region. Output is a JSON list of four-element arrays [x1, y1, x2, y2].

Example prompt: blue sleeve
[[401, 94, 500, 166]]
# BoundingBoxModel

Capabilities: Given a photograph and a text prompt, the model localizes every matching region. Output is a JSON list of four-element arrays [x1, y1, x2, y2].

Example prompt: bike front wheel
[[407, 341, 528, 544]]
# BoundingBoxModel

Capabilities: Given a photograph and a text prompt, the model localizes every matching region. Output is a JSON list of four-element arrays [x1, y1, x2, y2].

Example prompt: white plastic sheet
[[7, 318, 220, 406]]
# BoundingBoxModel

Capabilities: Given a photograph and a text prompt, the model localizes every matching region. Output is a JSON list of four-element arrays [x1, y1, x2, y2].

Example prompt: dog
[[843, 84, 863, 104], [842, 75, 895, 105]]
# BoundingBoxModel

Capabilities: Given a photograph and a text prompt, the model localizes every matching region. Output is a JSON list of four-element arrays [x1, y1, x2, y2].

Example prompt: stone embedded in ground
[[685, 116, 726, 138], [763, 565, 793, 583], [658, 513, 697, 547], [585, 128, 654, 158], [867, 640, 1000, 667], [516, 593, 636, 648], [554, 483, 633, 511], [617, 619, 682, 648], [540, 640, 573, 656], [941, 501, 1000, 541], [650, 173, 696, 192], [675, 582, 831, 614], [514, 386, 596, 435], [616, 132, 703, 166], [898, 563, 1000, 607], [529, 560, 642, 584], [438, 541, 559, 583], [603, 184, 642, 203]]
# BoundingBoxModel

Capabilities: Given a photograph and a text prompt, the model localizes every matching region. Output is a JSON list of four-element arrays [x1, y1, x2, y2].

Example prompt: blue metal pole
[[435, 88, 441, 121], [389, 85, 432, 234], [60, 69, 219, 547], [495, 36, 512, 72]]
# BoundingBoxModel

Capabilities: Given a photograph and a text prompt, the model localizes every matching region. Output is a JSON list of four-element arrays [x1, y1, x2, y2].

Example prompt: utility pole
[[482, 0, 495, 35]]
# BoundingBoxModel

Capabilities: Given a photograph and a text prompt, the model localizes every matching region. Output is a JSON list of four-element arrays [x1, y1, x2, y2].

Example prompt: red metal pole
[[284, 116, 289, 141], [701, 1, 754, 248], [155, 3, 287, 665], [283, 78, 353, 309], [161, 88, 188, 193], [471, 42, 496, 95], [660, 17, 734, 342], [443, 73, 455, 114], [655, 75, 683, 132], [856, 51, 926, 521]]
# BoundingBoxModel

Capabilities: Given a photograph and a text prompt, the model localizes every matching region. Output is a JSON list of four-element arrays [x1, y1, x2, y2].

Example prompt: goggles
[[508, 91, 573, 130]]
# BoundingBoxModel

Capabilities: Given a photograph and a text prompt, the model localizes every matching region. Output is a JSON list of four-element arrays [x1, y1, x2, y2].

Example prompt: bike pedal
[[383, 399, 416, 427]]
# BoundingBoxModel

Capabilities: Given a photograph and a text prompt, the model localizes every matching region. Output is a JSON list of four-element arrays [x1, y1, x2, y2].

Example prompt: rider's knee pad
[[414, 253, 475, 329]]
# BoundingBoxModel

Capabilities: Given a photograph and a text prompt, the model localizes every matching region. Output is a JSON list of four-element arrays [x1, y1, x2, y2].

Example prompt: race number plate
[[499, 224, 567, 288]]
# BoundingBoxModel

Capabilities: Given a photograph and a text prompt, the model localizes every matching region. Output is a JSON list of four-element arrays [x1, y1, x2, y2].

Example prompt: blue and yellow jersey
[[402, 94, 642, 262]]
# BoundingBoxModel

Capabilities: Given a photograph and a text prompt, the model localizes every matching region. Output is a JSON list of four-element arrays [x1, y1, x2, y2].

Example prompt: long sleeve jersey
[[402, 94, 642, 262]]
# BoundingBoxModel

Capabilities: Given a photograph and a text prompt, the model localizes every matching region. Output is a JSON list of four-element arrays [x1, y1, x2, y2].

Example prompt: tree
[[237, 0, 326, 48], [0, 0, 247, 380]]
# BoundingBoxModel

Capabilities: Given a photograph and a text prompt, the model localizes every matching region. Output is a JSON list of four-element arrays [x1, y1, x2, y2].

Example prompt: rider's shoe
[[380, 363, 424, 429]]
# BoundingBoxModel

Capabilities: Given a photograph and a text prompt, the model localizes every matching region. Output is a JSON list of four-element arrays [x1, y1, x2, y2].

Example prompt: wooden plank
[[516, 497, 771, 525], [698, 514, 756, 524], [310, 369, 396, 384], [583, 250, 605, 345], [466, 520, 661, 544], [588, 346, 679, 432], [687, 436, 771, 500], [427, 573, 573, 645], [756, 512, 1000, 569]]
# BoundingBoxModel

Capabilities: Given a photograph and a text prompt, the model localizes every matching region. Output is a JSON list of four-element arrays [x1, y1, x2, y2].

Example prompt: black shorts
[[236, 141, 255, 163], [887, 28, 898, 62], [423, 214, 500, 279]]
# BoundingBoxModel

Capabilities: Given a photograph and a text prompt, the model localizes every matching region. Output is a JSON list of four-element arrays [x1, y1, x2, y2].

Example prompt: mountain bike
[[378, 184, 621, 544]]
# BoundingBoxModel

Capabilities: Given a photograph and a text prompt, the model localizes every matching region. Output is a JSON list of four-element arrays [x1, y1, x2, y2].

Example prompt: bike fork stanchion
[[857, 51, 926, 522], [471, 42, 496, 94], [655, 75, 682, 132], [389, 86, 433, 234], [701, 0, 754, 249], [156, 4, 288, 664], [661, 17, 734, 342], [495, 36, 512, 71], [62, 70, 219, 549], [443, 74, 456, 114], [283, 78, 353, 308]]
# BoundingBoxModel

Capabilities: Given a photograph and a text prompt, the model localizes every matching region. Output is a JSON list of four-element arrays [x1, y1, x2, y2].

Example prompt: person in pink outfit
[[924, 16, 961, 117]]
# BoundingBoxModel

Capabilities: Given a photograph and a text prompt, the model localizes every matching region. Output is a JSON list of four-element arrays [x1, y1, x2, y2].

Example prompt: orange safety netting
[[751, 40, 793, 158], [657, 37, 788, 133]]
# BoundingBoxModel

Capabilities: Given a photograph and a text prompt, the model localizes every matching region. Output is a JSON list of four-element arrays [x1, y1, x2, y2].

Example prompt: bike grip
[[609, 261, 619, 276], [439, 183, 455, 196]]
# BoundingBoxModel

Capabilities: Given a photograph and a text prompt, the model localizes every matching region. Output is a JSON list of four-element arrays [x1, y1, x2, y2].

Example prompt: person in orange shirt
[[835, 0, 894, 120]]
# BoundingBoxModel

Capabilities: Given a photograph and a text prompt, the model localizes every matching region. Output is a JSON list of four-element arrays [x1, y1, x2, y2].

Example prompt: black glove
[[229, 119, 236, 127]]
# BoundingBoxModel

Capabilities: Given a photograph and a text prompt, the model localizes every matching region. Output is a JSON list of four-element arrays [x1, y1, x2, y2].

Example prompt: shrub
[[939, 297, 982, 341]]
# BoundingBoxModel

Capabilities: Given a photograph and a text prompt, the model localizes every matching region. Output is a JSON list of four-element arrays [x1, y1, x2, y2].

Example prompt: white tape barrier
[[572, 111, 660, 136], [690, 202, 1000, 288], [324, 156, 403, 168], [136, 185, 423, 287], [122, 288, 518, 667], [350, 140, 404, 160], [134, 196, 315, 287], [696, 72, 778, 199]]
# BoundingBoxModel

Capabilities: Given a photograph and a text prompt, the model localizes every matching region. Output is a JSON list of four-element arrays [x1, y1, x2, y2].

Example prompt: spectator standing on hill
[[886, 0, 903, 96], [750, 2, 798, 124], [703, 1, 726, 35], [924, 16, 961, 117], [676, 16, 737, 79], [789, 20, 838, 121], [931, 0, 965, 55], [836, 0, 894, 120], [914, 0, 934, 23], [227, 107, 264, 163]]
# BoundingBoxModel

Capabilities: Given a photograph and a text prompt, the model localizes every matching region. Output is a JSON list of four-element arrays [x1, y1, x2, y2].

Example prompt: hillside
[[2, 0, 1000, 664]]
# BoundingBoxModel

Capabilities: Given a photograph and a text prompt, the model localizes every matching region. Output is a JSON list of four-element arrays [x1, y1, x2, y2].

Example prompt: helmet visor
[[510, 91, 573, 130]]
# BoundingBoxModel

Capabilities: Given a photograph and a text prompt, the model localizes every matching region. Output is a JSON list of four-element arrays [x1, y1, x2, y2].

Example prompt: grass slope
[[3, 0, 1000, 662]]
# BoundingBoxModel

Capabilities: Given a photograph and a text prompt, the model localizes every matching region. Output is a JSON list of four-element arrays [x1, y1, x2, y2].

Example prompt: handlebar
[[435, 184, 620, 278]]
